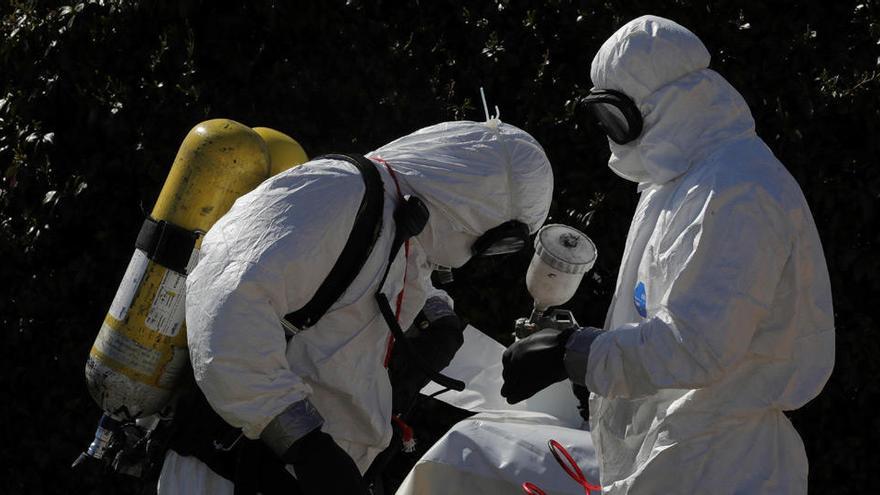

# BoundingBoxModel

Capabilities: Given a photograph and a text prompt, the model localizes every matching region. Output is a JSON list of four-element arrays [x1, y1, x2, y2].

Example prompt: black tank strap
[[283, 153, 385, 330], [135, 218, 199, 275]]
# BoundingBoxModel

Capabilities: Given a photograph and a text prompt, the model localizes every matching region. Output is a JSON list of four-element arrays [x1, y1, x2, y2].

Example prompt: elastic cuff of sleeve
[[564, 327, 602, 387], [260, 399, 325, 457]]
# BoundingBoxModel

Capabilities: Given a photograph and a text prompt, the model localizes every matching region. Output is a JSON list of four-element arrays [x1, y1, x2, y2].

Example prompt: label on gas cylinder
[[109, 249, 149, 321], [145, 269, 187, 337], [144, 248, 198, 337], [94, 322, 164, 377]]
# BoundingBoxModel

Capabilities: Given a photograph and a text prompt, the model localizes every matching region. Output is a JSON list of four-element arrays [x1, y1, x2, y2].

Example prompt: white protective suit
[[578, 16, 835, 494], [163, 120, 553, 491]]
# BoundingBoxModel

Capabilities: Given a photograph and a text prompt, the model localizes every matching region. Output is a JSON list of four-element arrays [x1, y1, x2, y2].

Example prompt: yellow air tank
[[85, 119, 271, 421], [253, 126, 309, 175], [77, 120, 309, 468]]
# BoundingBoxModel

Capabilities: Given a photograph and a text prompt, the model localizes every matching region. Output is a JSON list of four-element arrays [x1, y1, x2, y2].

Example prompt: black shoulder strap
[[283, 153, 384, 330], [281, 153, 465, 391]]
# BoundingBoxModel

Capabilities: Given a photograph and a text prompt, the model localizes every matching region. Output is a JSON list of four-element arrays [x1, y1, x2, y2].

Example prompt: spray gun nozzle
[[529, 305, 545, 323]]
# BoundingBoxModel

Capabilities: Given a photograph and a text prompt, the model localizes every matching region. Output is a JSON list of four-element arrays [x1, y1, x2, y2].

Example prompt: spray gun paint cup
[[527, 224, 597, 313]]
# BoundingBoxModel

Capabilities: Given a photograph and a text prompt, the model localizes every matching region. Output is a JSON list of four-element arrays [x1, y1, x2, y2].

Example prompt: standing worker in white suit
[[159, 120, 553, 494], [501, 15, 834, 494]]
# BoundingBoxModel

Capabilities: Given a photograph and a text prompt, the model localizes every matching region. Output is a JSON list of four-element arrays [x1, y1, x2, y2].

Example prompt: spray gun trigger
[[546, 308, 579, 330]]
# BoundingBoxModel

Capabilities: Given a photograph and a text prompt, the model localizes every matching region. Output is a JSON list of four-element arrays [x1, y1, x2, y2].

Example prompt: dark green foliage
[[1, 1, 877, 493]]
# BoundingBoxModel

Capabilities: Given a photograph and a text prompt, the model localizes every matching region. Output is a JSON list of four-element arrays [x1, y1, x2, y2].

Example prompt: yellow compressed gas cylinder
[[253, 126, 309, 175], [85, 119, 272, 420]]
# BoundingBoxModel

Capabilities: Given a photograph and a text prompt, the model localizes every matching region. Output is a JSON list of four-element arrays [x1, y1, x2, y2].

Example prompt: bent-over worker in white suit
[[159, 120, 553, 494]]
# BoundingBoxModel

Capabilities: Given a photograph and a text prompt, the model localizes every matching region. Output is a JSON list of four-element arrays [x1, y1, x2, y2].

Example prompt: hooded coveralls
[[158, 120, 553, 492], [574, 16, 834, 494]]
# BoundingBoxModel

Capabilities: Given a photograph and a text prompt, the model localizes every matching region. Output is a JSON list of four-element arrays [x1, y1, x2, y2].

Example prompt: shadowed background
[[1, 1, 877, 493]]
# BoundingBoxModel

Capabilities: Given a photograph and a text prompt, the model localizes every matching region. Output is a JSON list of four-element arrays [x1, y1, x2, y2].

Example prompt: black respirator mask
[[471, 220, 531, 257], [433, 220, 529, 285], [583, 88, 644, 145]]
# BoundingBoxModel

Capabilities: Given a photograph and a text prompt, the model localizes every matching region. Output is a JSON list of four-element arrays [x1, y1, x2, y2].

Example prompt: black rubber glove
[[282, 428, 367, 495], [571, 383, 592, 424], [389, 311, 465, 413], [501, 327, 576, 404]]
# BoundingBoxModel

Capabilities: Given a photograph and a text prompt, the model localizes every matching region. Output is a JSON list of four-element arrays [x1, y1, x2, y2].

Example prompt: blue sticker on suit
[[634, 281, 647, 318]]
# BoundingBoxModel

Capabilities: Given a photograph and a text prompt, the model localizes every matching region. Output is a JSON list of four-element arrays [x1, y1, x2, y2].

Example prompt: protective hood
[[591, 15, 756, 184], [370, 120, 553, 267]]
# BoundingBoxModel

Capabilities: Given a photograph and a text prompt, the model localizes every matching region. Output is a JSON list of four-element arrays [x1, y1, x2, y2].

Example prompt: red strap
[[372, 157, 408, 368]]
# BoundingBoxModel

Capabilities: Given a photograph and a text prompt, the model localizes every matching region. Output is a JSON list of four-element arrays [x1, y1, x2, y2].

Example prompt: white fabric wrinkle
[[607, 142, 651, 183], [645, 313, 725, 390], [373, 121, 551, 235], [607, 70, 757, 186], [177, 120, 553, 485], [187, 162, 373, 444], [371, 121, 552, 267], [585, 16, 833, 494], [592, 15, 756, 187], [191, 262, 308, 439], [595, 120, 804, 396], [590, 15, 711, 102]]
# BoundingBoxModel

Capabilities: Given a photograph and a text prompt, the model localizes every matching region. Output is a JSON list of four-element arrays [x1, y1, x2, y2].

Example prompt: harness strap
[[367, 157, 466, 392], [283, 153, 384, 330], [374, 157, 409, 368]]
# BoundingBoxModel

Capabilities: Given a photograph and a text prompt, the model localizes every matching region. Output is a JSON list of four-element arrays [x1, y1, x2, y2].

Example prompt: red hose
[[523, 439, 601, 495]]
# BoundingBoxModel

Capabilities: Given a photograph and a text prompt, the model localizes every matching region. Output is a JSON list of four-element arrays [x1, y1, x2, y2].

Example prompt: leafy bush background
[[1, 1, 877, 493]]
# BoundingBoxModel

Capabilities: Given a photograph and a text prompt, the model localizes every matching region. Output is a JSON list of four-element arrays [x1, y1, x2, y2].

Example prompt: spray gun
[[514, 224, 597, 339]]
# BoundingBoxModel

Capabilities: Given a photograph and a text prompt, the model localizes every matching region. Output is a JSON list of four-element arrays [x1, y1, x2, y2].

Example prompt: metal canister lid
[[533, 224, 597, 274]]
